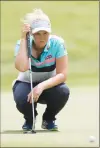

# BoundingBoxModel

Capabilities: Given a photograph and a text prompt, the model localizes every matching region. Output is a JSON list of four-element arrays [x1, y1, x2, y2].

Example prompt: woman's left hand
[[27, 83, 45, 103]]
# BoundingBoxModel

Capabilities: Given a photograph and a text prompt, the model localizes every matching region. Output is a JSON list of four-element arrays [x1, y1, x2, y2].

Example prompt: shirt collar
[[44, 39, 50, 52]]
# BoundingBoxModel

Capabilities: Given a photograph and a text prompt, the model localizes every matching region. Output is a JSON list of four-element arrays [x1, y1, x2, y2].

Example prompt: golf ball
[[89, 136, 96, 142]]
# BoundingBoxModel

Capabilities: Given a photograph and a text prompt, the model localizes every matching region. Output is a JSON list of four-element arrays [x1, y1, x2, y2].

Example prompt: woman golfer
[[12, 9, 70, 131]]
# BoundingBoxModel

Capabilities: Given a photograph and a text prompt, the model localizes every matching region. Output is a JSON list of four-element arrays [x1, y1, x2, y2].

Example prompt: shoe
[[41, 120, 58, 131], [22, 121, 32, 131]]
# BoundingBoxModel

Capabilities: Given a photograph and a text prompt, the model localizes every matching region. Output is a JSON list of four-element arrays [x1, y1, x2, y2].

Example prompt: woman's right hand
[[21, 23, 31, 39]]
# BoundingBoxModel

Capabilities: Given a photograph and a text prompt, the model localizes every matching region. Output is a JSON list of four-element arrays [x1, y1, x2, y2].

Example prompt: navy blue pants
[[12, 81, 70, 123]]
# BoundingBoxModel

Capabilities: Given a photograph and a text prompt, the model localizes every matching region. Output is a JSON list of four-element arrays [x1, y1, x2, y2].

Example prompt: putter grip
[[26, 32, 31, 58]]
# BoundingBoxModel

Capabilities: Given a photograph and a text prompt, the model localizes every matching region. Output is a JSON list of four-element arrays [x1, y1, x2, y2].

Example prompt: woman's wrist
[[21, 36, 26, 40], [38, 82, 47, 90], [21, 32, 27, 40]]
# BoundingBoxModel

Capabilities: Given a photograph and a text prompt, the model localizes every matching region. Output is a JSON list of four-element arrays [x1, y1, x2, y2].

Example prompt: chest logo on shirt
[[45, 55, 52, 60]]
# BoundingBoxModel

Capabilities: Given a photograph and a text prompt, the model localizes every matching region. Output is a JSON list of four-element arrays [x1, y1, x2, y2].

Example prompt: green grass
[[1, 1, 99, 91]]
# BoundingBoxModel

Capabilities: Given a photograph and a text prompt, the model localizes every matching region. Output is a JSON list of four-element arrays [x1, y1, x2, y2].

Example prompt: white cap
[[22, 9, 51, 34], [31, 19, 51, 34]]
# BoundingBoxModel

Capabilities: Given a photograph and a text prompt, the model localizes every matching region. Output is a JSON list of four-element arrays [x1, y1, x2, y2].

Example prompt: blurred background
[[1, 1, 99, 92]]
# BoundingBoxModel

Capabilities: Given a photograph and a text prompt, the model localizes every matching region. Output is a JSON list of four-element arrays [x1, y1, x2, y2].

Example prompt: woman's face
[[33, 31, 49, 49]]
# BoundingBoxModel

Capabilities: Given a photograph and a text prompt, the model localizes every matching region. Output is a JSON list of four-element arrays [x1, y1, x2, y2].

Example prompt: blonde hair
[[21, 8, 51, 26]]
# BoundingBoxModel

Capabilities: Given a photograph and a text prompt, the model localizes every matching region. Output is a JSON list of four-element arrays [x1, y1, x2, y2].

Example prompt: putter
[[25, 32, 36, 134]]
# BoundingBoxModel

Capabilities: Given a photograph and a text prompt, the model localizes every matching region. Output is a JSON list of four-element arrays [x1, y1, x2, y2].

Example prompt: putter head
[[23, 130, 36, 134], [31, 130, 36, 133]]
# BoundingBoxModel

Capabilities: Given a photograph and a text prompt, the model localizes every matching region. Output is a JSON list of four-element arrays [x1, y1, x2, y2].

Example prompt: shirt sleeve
[[14, 40, 21, 57], [56, 40, 68, 58]]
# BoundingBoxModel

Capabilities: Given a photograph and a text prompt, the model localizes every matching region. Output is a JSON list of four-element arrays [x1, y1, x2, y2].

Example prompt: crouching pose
[[12, 8, 70, 131]]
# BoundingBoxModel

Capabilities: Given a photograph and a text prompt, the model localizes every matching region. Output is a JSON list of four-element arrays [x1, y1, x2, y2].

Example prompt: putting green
[[1, 86, 99, 147]]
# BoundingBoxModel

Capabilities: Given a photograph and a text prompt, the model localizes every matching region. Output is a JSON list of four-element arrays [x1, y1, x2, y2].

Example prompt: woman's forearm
[[41, 73, 66, 90], [15, 39, 29, 72]]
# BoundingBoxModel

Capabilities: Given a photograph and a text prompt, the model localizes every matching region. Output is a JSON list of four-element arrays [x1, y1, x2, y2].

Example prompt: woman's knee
[[47, 83, 70, 102], [13, 91, 26, 104], [56, 83, 70, 101], [13, 81, 30, 104], [62, 85, 70, 97]]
